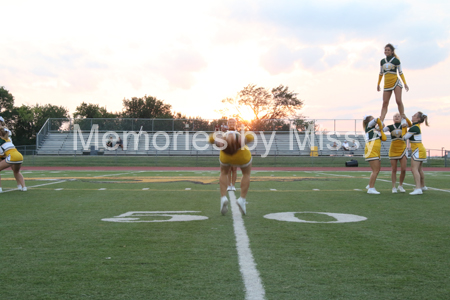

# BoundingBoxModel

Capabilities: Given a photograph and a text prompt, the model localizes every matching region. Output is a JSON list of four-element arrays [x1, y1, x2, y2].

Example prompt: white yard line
[[2, 180, 68, 193], [228, 191, 266, 300], [376, 179, 450, 193], [318, 172, 450, 193]]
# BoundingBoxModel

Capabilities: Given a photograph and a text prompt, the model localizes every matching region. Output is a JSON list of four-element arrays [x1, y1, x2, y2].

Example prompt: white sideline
[[2, 180, 68, 193], [228, 191, 266, 300], [315, 171, 450, 193]]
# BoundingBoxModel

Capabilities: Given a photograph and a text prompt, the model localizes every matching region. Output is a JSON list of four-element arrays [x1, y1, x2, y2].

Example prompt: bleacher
[[36, 131, 393, 157]]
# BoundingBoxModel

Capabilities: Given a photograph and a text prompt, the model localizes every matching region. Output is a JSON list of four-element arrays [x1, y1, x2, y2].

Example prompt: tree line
[[0, 84, 307, 145]]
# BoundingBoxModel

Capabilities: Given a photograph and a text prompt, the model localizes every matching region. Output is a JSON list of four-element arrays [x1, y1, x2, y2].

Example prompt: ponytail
[[417, 112, 429, 126]]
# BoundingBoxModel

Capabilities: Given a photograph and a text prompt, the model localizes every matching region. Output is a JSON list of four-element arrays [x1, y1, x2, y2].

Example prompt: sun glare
[[238, 106, 255, 122]]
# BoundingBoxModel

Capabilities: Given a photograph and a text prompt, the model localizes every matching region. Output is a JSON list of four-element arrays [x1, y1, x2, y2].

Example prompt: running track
[[22, 166, 450, 171]]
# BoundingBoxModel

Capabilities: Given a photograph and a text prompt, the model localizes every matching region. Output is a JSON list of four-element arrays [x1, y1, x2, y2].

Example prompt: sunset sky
[[1, 0, 449, 150]]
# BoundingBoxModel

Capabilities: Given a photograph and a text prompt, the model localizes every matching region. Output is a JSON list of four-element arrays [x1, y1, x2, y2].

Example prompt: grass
[[1, 170, 450, 299]]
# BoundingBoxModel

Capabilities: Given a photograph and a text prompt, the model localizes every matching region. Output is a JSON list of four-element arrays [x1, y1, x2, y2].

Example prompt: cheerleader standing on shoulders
[[0, 125, 27, 192], [403, 112, 429, 195], [363, 115, 387, 194], [377, 43, 409, 122], [383, 113, 411, 193]]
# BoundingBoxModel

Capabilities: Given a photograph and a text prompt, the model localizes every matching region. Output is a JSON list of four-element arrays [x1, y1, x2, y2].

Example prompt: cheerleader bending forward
[[383, 113, 411, 193], [377, 43, 409, 122], [209, 129, 254, 215], [363, 115, 387, 194], [0, 126, 27, 192], [403, 112, 429, 195]]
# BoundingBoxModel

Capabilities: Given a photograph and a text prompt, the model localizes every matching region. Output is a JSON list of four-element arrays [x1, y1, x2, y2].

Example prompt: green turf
[[1, 170, 450, 299], [22, 155, 449, 167]]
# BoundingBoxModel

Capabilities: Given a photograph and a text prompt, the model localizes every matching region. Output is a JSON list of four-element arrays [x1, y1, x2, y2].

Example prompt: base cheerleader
[[383, 113, 411, 193], [363, 115, 386, 194], [403, 112, 429, 195]]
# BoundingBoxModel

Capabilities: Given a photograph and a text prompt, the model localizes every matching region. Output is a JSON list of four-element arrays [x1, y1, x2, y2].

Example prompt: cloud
[[223, 0, 450, 70], [150, 47, 208, 90]]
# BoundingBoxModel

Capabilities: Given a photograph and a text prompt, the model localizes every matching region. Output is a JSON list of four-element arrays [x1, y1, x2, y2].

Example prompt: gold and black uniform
[[378, 56, 407, 91], [403, 123, 427, 161], [364, 119, 381, 161], [385, 123, 407, 159]]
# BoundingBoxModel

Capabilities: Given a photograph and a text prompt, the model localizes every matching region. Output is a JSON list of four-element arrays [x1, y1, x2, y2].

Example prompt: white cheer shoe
[[410, 189, 423, 195], [237, 197, 246, 215], [220, 196, 228, 215], [367, 188, 380, 195]]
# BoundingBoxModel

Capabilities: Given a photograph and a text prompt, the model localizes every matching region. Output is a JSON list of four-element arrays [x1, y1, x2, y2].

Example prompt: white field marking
[[185, 188, 191, 190], [93, 172, 134, 178], [228, 191, 266, 300], [264, 212, 367, 223], [142, 188, 149, 190], [54, 188, 64, 191], [321, 172, 450, 194], [270, 189, 277, 191], [354, 189, 362, 191], [98, 188, 107, 191], [376, 179, 450, 193], [2, 180, 68, 193], [315, 172, 354, 177], [313, 189, 320, 191]]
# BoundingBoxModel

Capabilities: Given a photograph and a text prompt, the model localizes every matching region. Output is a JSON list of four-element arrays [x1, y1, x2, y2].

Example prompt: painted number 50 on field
[[101, 211, 209, 223], [102, 211, 367, 223]]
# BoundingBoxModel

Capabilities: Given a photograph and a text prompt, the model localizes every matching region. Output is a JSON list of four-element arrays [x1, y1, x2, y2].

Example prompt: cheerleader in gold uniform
[[382, 113, 411, 193], [0, 125, 27, 192], [209, 118, 254, 215], [403, 112, 429, 195], [363, 115, 386, 194], [377, 44, 409, 122]]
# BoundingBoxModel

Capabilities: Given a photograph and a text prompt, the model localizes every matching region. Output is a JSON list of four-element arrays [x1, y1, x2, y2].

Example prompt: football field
[[1, 169, 450, 299]]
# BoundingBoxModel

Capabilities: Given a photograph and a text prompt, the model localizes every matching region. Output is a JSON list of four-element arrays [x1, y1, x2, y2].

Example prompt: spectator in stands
[[0, 125, 27, 192], [214, 124, 220, 132], [106, 136, 114, 149], [331, 141, 339, 150], [342, 140, 350, 151], [351, 139, 359, 150], [116, 137, 123, 149]]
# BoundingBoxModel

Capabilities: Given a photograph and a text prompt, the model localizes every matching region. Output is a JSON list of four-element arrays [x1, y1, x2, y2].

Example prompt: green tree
[[122, 95, 173, 119], [74, 102, 117, 118], [11, 104, 69, 145], [0, 86, 15, 113], [218, 84, 305, 130]]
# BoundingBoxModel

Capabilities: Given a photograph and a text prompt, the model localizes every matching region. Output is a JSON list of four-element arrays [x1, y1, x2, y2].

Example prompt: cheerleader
[[0, 125, 27, 192], [363, 115, 386, 194], [383, 113, 411, 193], [377, 44, 409, 122], [403, 112, 429, 195], [226, 118, 238, 192], [209, 118, 254, 215]]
